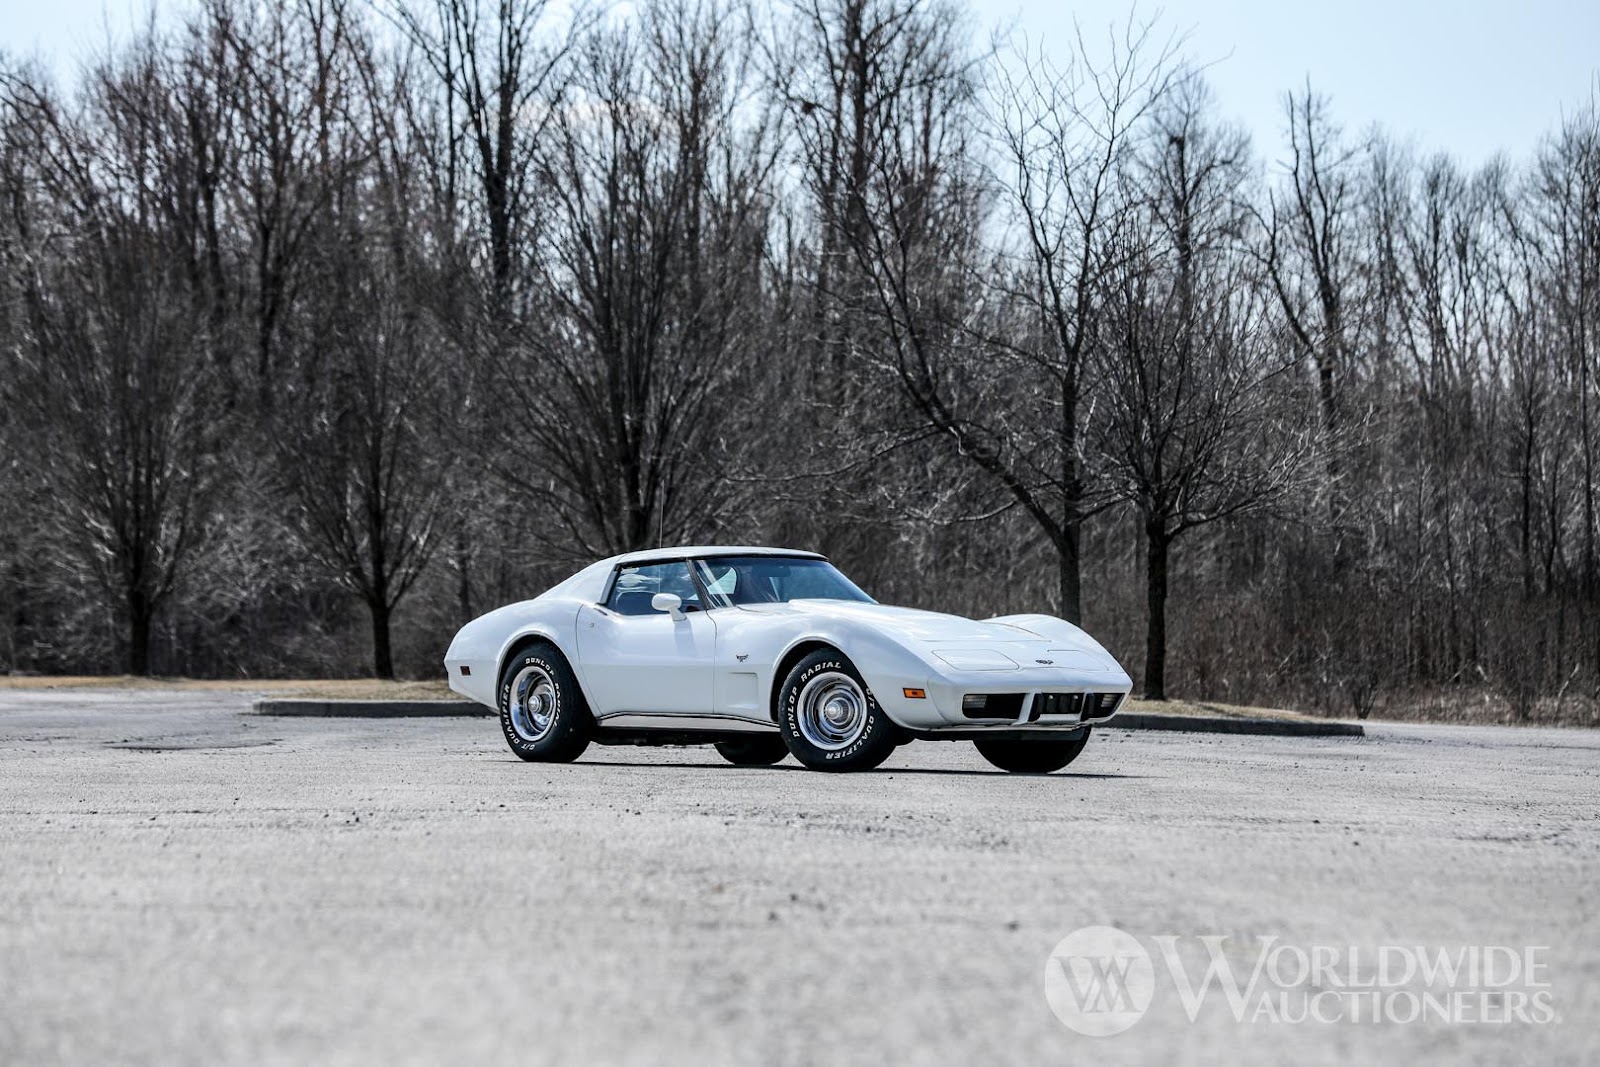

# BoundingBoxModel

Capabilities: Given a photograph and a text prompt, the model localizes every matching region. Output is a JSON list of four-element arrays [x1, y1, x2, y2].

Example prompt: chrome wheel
[[509, 664, 558, 743], [796, 671, 869, 750]]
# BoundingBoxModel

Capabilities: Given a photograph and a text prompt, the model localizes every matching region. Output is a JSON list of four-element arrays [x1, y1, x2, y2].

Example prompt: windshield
[[693, 556, 874, 607]]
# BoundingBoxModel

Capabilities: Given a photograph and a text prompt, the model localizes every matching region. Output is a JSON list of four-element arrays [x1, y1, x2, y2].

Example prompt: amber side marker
[[902, 688, 926, 699], [460, 665, 471, 676]]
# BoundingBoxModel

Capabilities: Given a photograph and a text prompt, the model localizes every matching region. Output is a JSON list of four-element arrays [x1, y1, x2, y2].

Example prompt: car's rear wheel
[[498, 642, 591, 763], [714, 736, 789, 766], [973, 729, 1091, 774], [776, 649, 897, 771]]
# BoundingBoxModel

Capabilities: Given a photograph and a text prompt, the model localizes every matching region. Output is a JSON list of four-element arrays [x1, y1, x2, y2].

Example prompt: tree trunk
[[1143, 520, 1170, 701], [1057, 367, 1083, 625], [1057, 524, 1082, 625], [1520, 416, 1535, 598], [454, 530, 472, 622], [371, 600, 394, 680], [128, 588, 152, 676], [5, 558, 25, 672], [1581, 352, 1596, 599]]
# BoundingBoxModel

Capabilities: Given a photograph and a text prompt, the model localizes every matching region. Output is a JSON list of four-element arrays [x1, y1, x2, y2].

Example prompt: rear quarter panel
[[445, 598, 585, 709]]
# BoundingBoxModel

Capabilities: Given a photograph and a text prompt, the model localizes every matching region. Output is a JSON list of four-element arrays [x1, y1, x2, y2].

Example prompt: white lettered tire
[[498, 642, 592, 763], [776, 649, 897, 771]]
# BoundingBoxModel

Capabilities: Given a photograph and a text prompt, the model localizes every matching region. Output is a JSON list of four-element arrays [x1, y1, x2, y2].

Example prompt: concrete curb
[[252, 699, 488, 718], [1102, 712, 1364, 737]]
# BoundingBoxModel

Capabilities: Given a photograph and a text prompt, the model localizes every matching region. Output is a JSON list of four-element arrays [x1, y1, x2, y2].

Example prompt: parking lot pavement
[[1, 687, 1596, 1065]]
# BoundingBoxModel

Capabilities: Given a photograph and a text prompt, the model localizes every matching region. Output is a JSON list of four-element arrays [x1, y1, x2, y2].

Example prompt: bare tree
[[0, 73, 31, 669], [1526, 100, 1600, 688], [390, 0, 580, 307], [483, 0, 780, 557], [215, 0, 359, 400], [3, 52, 225, 674], [270, 23, 461, 678], [980, 17, 1182, 621], [1094, 88, 1317, 698], [1260, 87, 1367, 512], [776, 0, 962, 384], [750, 0, 990, 587]]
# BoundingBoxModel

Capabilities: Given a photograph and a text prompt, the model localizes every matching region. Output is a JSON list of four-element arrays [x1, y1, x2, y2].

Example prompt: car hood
[[737, 600, 1124, 673]]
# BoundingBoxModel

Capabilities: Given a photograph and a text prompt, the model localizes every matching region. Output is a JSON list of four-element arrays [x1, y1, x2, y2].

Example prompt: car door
[[574, 560, 718, 717]]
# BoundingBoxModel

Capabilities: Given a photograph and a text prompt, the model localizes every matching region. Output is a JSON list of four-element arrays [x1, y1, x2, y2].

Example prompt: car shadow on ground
[[505, 758, 1147, 779]]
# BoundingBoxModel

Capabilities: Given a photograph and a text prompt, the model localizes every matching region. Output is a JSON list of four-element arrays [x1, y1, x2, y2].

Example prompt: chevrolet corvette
[[445, 546, 1132, 772]]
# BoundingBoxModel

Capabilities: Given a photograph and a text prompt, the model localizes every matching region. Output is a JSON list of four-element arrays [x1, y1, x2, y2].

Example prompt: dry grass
[[0, 675, 459, 701], [1121, 698, 1327, 722], [1136, 691, 1600, 727], [1359, 688, 1600, 728]]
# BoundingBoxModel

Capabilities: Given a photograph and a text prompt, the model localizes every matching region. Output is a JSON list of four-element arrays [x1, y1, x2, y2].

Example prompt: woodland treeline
[[1, 0, 1597, 721]]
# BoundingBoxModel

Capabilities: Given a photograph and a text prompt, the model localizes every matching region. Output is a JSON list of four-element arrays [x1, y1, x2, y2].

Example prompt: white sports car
[[445, 546, 1132, 773]]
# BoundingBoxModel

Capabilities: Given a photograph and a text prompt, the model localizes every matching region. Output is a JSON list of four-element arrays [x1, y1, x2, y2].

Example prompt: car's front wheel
[[714, 736, 789, 766], [498, 642, 592, 763], [776, 649, 897, 771], [973, 729, 1091, 774]]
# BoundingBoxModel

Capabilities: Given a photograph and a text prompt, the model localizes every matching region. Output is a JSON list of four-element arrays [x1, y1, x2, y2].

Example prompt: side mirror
[[651, 592, 686, 621]]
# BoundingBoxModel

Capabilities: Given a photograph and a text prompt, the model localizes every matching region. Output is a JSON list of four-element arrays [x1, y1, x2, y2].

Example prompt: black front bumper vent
[[961, 693, 1025, 719], [963, 692, 1124, 722], [1083, 692, 1123, 719], [1029, 692, 1085, 721]]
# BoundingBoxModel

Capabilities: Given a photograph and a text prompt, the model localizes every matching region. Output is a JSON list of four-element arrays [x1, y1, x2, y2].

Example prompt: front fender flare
[[765, 626, 947, 730]]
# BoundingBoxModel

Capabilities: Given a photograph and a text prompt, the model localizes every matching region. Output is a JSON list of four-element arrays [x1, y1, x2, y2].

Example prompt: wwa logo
[[1042, 927, 1157, 1036], [1043, 927, 1557, 1037]]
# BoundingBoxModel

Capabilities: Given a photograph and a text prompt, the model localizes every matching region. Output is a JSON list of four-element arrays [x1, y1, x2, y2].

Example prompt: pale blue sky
[[5, 0, 1597, 165], [992, 0, 1600, 165]]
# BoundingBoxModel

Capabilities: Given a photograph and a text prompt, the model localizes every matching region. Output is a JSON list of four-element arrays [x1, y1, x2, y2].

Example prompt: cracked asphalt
[[0, 687, 1596, 1065]]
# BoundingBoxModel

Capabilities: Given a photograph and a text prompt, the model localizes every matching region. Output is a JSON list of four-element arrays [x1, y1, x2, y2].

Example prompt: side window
[[696, 561, 738, 606], [777, 565, 833, 600], [604, 561, 699, 616]]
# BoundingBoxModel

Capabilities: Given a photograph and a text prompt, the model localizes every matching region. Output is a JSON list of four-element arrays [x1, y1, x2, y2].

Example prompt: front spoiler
[[904, 724, 1093, 743], [874, 666, 1133, 729]]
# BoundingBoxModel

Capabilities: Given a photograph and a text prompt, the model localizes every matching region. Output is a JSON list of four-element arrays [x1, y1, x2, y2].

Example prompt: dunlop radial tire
[[775, 649, 896, 772]]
